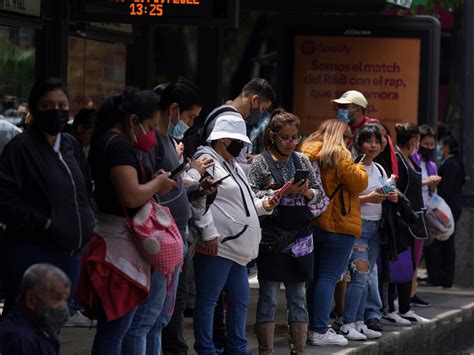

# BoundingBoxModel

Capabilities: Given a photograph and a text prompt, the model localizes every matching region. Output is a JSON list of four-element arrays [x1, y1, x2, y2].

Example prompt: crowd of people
[[0, 77, 465, 355]]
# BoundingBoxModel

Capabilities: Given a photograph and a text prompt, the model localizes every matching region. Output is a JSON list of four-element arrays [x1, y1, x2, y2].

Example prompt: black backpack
[[181, 106, 238, 160]]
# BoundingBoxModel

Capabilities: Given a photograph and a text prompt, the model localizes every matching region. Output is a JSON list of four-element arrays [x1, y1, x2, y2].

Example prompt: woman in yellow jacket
[[301, 119, 368, 347]]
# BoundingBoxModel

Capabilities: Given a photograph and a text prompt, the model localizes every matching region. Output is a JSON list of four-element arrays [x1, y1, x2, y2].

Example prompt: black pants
[[388, 281, 412, 314], [162, 249, 190, 355], [425, 235, 456, 287]]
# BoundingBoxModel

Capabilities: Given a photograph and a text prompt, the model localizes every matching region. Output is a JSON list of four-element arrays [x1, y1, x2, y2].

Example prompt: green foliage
[[414, 0, 463, 12], [0, 29, 35, 101]]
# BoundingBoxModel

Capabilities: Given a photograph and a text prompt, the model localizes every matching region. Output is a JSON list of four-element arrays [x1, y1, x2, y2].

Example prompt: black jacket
[[0, 305, 59, 355], [0, 125, 95, 253]]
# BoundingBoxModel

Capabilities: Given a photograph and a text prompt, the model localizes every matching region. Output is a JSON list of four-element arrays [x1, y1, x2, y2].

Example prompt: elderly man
[[0, 263, 71, 355]]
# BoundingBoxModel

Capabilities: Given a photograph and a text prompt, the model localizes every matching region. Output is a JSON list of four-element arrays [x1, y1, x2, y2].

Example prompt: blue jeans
[[121, 267, 180, 355], [365, 262, 383, 320], [92, 302, 137, 355], [193, 254, 250, 355], [344, 220, 380, 323], [256, 280, 308, 323], [307, 229, 355, 333]]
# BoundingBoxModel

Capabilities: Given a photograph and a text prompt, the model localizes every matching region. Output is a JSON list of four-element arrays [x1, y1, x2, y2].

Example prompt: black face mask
[[226, 140, 245, 158], [35, 109, 69, 135], [246, 99, 262, 126], [419, 146, 435, 160]]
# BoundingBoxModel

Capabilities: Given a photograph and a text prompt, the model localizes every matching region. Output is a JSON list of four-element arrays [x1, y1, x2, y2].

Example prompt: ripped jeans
[[343, 219, 381, 324]]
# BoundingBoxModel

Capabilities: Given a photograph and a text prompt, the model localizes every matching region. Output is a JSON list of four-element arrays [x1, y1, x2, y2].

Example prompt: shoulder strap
[[395, 150, 410, 194], [200, 106, 238, 143], [261, 150, 285, 187], [374, 162, 386, 178], [291, 152, 303, 171]]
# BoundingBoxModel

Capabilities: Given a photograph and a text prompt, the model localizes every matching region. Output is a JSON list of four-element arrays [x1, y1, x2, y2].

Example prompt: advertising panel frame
[[272, 15, 440, 131]]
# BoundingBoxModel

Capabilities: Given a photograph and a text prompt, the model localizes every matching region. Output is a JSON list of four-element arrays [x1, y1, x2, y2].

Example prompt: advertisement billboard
[[293, 35, 421, 134]]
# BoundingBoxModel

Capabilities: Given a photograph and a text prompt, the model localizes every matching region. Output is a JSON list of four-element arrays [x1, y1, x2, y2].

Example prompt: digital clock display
[[107, 0, 211, 18], [110, 0, 202, 17], [71, 0, 237, 27]]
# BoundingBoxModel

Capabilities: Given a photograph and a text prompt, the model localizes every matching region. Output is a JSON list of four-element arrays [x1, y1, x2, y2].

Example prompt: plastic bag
[[425, 194, 455, 241]]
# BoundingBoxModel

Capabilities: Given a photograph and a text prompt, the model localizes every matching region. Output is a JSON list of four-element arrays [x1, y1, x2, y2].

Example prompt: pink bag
[[127, 198, 184, 276]]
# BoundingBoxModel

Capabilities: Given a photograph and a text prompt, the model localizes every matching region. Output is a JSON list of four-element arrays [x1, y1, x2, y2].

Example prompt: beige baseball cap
[[332, 90, 368, 108]]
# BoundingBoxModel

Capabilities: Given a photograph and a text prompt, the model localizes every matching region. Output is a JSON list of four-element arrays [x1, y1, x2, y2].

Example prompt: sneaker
[[365, 318, 383, 332], [382, 312, 411, 326], [332, 315, 343, 332], [355, 321, 382, 339], [63, 311, 97, 328], [307, 328, 349, 346], [339, 323, 367, 341], [410, 294, 432, 308], [399, 310, 429, 324]]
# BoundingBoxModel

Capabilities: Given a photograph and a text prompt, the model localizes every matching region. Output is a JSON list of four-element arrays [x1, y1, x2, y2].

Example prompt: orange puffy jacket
[[301, 142, 368, 238]]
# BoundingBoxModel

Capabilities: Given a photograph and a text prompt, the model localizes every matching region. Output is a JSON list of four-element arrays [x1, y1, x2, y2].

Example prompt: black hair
[[28, 78, 69, 116], [157, 77, 201, 112], [395, 122, 420, 147], [72, 108, 96, 130], [419, 124, 436, 140], [241, 78, 277, 104], [94, 88, 160, 139], [441, 135, 460, 155], [354, 124, 382, 153], [437, 122, 451, 141]]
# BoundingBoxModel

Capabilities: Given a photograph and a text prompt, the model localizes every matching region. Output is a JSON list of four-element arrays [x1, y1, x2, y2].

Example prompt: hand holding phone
[[170, 161, 190, 179], [269, 180, 293, 204], [207, 174, 231, 189], [293, 169, 309, 184]]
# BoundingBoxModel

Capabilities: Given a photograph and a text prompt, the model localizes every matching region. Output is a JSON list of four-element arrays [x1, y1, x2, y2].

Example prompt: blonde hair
[[303, 119, 351, 169]]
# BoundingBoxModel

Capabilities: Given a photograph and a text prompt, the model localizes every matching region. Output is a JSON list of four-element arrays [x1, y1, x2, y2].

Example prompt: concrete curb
[[314, 302, 474, 354]]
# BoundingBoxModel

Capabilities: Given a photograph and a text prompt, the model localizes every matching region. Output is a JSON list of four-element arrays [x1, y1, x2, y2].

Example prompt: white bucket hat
[[332, 90, 368, 108], [206, 115, 251, 144]]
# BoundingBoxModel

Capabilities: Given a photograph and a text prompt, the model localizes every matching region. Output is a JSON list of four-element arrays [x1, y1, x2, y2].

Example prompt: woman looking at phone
[[301, 119, 368, 347], [341, 124, 398, 340], [248, 109, 324, 354], [192, 114, 279, 355]]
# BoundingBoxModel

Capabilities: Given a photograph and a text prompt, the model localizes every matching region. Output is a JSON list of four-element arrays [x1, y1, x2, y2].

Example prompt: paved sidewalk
[[60, 284, 474, 354]]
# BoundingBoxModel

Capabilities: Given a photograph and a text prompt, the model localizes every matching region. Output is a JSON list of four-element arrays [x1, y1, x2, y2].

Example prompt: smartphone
[[208, 174, 231, 188], [293, 169, 309, 184], [170, 161, 189, 179], [269, 180, 293, 204], [354, 154, 366, 164]]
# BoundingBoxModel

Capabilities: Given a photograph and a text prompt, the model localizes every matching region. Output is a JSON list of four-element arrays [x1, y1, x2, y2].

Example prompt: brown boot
[[288, 322, 308, 354], [254, 322, 275, 354]]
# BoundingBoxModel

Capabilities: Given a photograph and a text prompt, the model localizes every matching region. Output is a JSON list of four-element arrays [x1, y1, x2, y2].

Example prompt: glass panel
[[68, 36, 126, 116], [0, 25, 35, 125]]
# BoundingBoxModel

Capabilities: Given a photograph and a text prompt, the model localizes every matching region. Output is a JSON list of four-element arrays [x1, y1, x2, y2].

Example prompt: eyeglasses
[[274, 132, 301, 146]]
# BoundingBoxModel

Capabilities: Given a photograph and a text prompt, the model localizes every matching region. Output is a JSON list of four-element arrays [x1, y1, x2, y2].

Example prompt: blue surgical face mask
[[168, 109, 189, 139], [171, 119, 189, 139], [336, 109, 349, 122]]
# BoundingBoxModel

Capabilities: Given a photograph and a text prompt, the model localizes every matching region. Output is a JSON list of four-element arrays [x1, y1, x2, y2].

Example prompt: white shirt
[[360, 162, 386, 221], [420, 161, 431, 205]]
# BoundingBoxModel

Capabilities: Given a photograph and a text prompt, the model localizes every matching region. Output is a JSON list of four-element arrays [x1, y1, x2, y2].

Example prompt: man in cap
[[332, 90, 398, 178]]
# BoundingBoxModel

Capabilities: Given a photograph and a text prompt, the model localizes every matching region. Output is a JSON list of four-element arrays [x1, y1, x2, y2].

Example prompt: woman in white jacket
[[192, 114, 279, 355]]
